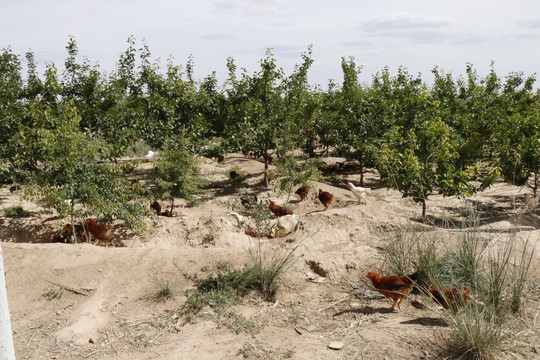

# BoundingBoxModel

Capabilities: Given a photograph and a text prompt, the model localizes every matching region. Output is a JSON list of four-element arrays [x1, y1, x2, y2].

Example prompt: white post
[[0, 244, 16, 360]]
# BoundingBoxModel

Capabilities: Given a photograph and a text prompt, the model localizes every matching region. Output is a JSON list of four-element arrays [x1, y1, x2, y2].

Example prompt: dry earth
[[1, 153, 540, 359]]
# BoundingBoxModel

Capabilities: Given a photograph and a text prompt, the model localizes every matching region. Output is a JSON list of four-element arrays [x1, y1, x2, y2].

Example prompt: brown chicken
[[295, 186, 309, 201], [84, 218, 120, 247], [160, 209, 173, 217], [318, 189, 334, 210], [150, 201, 161, 215], [366, 271, 418, 311], [269, 201, 293, 218], [229, 170, 240, 180], [428, 285, 485, 311], [51, 223, 89, 243]]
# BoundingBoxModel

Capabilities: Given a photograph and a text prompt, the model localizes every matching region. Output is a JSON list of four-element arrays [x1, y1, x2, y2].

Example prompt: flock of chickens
[[49, 155, 539, 313], [366, 271, 484, 312], [265, 182, 369, 218]]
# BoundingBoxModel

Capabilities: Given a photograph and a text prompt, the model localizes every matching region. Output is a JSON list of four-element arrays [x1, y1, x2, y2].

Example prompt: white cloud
[[359, 12, 457, 32], [516, 16, 540, 29]]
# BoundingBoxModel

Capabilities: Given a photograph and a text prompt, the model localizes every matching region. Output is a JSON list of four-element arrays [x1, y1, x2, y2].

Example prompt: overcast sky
[[2, 0, 540, 87]]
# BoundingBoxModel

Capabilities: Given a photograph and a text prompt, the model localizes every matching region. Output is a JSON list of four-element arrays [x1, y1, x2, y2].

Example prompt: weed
[[42, 287, 63, 301], [238, 341, 296, 360], [151, 275, 172, 300], [222, 311, 260, 334], [201, 216, 217, 246], [182, 264, 260, 317], [228, 194, 273, 237], [238, 343, 256, 358], [4, 205, 30, 218], [246, 239, 302, 300]]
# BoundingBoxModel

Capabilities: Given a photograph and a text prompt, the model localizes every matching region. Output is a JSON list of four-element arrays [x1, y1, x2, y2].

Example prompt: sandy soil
[[1, 153, 539, 360]]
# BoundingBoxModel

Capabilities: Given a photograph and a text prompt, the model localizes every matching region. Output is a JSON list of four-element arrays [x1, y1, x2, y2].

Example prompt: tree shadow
[[409, 193, 534, 229]]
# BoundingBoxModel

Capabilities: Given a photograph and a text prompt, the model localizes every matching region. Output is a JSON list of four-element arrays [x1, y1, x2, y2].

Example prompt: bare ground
[[1, 153, 540, 359]]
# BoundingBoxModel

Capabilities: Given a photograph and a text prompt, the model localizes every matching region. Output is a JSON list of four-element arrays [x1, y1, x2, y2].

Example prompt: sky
[[2, 0, 540, 87]]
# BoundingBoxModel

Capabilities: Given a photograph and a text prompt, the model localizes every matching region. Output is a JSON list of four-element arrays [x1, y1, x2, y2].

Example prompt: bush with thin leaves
[[246, 239, 302, 299], [443, 306, 517, 360]]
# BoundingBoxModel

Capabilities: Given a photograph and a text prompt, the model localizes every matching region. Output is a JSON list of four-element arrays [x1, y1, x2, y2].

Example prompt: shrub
[[379, 210, 535, 359], [4, 205, 30, 218], [443, 306, 517, 360]]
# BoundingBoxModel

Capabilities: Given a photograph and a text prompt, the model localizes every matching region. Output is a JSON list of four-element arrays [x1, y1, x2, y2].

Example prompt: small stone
[[88, 338, 95, 344], [328, 341, 344, 350]]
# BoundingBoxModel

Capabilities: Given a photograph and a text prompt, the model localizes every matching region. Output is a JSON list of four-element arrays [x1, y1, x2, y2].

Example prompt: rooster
[[428, 285, 485, 312], [295, 186, 309, 201], [525, 193, 539, 213], [84, 219, 120, 247], [269, 201, 293, 218], [347, 182, 371, 205], [318, 189, 334, 211], [366, 271, 418, 311]]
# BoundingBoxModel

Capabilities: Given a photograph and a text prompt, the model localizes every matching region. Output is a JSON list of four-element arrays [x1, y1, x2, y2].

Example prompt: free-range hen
[[84, 218, 120, 247], [318, 189, 334, 210], [366, 271, 418, 311]]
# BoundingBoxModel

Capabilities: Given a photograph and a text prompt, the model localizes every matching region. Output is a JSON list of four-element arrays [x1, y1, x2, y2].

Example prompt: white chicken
[[145, 150, 155, 159], [347, 182, 371, 205], [227, 212, 248, 226], [525, 193, 539, 213]]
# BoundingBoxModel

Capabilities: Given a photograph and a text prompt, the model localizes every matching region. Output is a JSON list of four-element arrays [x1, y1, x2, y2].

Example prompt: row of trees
[[1, 37, 539, 222]]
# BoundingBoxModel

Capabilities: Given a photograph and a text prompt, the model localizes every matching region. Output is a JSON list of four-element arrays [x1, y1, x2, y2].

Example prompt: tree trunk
[[70, 205, 76, 244], [263, 148, 269, 187], [422, 201, 427, 219], [264, 158, 269, 187], [533, 173, 538, 197], [0, 245, 16, 359], [359, 160, 365, 186]]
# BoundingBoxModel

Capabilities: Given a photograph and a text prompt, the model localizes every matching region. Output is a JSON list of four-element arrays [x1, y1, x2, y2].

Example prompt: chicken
[[318, 189, 334, 210], [160, 209, 172, 217], [150, 200, 161, 215], [366, 271, 418, 311], [228, 212, 248, 226], [295, 185, 309, 201], [428, 285, 485, 311], [229, 170, 240, 180], [84, 218, 120, 247], [269, 201, 293, 218], [51, 223, 89, 243], [145, 150, 155, 160], [245, 225, 273, 238], [525, 193, 539, 213], [347, 182, 371, 205]]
